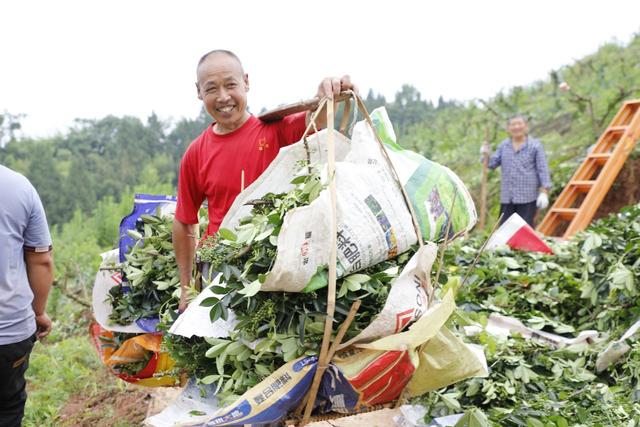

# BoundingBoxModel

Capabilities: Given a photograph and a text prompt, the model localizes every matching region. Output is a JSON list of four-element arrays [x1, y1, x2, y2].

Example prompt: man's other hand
[[178, 289, 188, 313], [35, 313, 52, 340], [536, 192, 549, 210], [317, 75, 358, 99]]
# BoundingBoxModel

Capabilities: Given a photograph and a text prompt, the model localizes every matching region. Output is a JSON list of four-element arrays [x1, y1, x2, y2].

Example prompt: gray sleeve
[[24, 185, 52, 251]]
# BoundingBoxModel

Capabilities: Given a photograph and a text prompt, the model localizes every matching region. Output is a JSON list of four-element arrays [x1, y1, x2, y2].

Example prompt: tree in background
[[0, 111, 23, 147]]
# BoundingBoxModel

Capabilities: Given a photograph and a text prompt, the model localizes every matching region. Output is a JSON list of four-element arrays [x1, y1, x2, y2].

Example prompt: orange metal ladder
[[537, 99, 640, 239]]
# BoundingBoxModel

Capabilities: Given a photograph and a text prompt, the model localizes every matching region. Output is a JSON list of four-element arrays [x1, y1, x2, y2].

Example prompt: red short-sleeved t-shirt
[[176, 112, 307, 237]]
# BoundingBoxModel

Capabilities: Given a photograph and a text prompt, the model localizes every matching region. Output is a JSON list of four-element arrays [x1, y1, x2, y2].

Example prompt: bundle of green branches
[[162, 165, 416, 404], [415, 203, 640, 426], [108, 213, 180, 325], [442, 202, 640, 335]]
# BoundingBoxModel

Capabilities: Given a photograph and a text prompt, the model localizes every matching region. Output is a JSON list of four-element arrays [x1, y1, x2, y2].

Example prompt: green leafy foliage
[[163, 168, 415, 403], [9, 31, 640, 425], [108, 214, 180, 325], [417, 203, 640, 426]]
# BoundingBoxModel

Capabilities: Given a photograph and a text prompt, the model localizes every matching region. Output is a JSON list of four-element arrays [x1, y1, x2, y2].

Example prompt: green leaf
[[238, 279, 262, 297], [440, 393, 461, 411], [344, 273, 370, 284], [344, 277, 362, 292], [216, 350, 228, 375], [502, 257, 520, 269], [209, 304, 222, 322], [280, 337, 298, 354], [225, 341, 246, 356], [526, 417, 544, 427], [255, 227, 273, 241], [205, 342, 229, 358], [581, 233, 602, 253], [210, 286, 227, 295], [337, 281, 349, 299], [301, 267, 328, 293], [218, 228, 237, 242], [236, 347, 252, 362], [200, 296, 219, 307], [254, 364, 272, 377], [609, 264, 635, 294], [236, 226, 256, 244], [127, 229, 143, 240], [199, 375, 219, 385], [290, 174, 310, 184]]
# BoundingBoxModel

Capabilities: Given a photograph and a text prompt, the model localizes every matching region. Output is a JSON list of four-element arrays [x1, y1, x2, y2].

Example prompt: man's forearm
[[25, 251, 54, 316], [172, 220, 198, 291]]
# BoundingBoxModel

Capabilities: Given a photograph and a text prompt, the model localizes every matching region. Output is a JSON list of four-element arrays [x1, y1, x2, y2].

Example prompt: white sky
[[2, 0, 639, 138]]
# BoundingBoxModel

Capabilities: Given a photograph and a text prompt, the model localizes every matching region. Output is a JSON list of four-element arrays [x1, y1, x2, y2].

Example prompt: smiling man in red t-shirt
[[174, 49, 356, 311]]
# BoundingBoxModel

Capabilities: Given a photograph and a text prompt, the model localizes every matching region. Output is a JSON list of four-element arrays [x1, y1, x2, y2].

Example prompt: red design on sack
[[111, 271, 123, 285], [395, 309, 414, 333], [348, 350, 415, 406]]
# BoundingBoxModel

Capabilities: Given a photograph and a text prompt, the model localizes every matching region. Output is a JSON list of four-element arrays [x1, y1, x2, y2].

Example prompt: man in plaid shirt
[[482, 115, 552, 227]]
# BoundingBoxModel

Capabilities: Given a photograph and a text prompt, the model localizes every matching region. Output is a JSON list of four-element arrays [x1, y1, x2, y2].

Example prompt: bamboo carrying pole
[[301, 99, 338, 425], [297, 92, 426, 425]]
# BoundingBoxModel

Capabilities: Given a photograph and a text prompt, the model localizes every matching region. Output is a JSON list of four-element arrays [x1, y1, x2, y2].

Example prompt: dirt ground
[[55, 366, 164, 427], [58, 385, 401, 426], [57, 386, 151, 427], [594, 156, 640, 219]]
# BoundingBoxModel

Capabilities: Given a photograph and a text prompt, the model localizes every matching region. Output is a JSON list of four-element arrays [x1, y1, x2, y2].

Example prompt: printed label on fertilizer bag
[[350, 108, 477, 242], [220, 108, 476, 293], [339, 243, 436, 348], [205, 356, 316, 426]]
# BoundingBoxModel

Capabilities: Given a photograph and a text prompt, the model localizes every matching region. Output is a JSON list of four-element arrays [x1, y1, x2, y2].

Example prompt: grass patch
[[23, 332, 146, 426], [24, 335, 106, 426]]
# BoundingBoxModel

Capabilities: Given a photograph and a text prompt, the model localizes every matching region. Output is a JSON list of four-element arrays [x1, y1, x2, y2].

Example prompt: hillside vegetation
[[1, 33, 639, 425]]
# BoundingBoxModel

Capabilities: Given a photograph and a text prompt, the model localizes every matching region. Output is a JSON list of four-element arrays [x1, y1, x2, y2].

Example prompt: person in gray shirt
[[0, 165, 55, 427]]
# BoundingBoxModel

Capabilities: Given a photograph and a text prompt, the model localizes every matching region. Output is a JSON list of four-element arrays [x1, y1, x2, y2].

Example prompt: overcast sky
[[2, 0, 639, 138]]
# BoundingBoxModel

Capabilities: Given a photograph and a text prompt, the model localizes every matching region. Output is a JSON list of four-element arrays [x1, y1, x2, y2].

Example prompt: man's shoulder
[[183, 127, 213, 156], [0, 166, 38, 220], [527, 137, 543, 148], [0, 165, 33, 193]]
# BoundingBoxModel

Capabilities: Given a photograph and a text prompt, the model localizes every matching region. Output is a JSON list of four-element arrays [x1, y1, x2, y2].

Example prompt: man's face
[[196, 53, 249, 133], [507, 117, 528, 140]]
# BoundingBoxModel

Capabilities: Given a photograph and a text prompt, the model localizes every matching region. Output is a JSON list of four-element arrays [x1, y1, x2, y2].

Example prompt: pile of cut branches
[[417, 203, 640, 426], [108, 214, 180, 325], [162, 167, 416, 404]]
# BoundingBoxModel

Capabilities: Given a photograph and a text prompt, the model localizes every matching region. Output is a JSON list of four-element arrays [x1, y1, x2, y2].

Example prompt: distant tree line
[[1, 32, 639, 230]]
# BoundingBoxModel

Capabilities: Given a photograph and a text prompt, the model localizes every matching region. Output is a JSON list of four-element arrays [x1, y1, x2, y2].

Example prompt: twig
[[460, 213, 503, 288], [53, 280, 91, 307], [230, 245, 252, 260], [298, 301, 360, 424], [478, 99, 503, 122], [244, 199, 274, 207], [432, 189, 458, 301]]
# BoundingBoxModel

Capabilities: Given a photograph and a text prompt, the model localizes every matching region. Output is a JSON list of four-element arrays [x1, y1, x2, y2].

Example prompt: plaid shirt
[[488, 136, 552, 204]]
